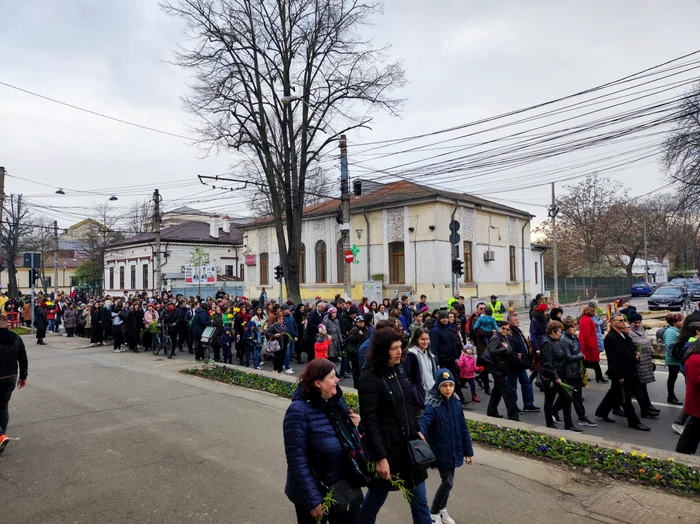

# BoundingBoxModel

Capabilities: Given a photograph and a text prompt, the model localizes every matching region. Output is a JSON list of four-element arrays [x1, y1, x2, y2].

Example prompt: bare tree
[[26, 217, 56, 293], [1, 195, 33, 297], [162, 0, 405, 302], [123, 199, 155, 235], [83, 204, 123, 293], [663, 82, 700, 199]]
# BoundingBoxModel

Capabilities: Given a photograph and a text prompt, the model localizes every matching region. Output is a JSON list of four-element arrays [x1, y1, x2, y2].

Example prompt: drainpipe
[[521, 220, 529, 310], [362, 208, 370, 281]]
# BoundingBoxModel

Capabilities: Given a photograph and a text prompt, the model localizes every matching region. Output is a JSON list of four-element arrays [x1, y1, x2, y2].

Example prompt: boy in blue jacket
[[244, 320, 263, 369], [221, 327, 234, 364], [420, 369, 474, 524]]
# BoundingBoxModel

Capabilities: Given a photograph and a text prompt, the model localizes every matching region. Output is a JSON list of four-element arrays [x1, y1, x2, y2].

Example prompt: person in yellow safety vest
[[447, 293, 460, 310], [487, 295, 507, 322]]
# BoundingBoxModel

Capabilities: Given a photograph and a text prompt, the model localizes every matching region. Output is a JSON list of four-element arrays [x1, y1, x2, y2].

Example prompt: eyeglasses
[[614, 320, 629, 324]]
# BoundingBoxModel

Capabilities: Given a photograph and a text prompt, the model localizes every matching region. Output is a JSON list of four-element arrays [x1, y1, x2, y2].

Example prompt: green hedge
[[183, 365, 699, 495], [12, 327, 32, 335]]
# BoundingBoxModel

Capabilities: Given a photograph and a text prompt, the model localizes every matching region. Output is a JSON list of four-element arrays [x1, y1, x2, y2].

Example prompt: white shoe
[[284, 368, 294, 375], [671, 423, 684, 436], [431, 514, 443, 524], [113, 349, 120, 353], [439, 509, 455, 524], [256, 366, 263, 370]]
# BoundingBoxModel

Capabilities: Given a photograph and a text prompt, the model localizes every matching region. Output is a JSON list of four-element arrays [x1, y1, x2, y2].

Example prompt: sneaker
[[566, 426, 583, 433], [523, 405, 541, 412], [284, 369, 294, 375], [516, 408, 524, 416], [578, 418, 598, 427], [430, 514, 443, 524], [552, 413, 562, 424], [439, 509, 456, 524], [0, 434, 9, 455], [256, 366, 263, 370], [671, 423, 684, 436], [113, 349, 120, 353]]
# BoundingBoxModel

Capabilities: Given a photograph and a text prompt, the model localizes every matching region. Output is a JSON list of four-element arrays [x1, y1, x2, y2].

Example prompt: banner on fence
[[184, 263, 194, 284]]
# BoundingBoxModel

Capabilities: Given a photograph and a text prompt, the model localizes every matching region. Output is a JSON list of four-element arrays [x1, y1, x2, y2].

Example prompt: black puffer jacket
[[33, 306, 47, 330], [539, 336, 566, 382], [0, 328, 28, 380], [357, 364, 427, 491], [558, 332, 584, 379]]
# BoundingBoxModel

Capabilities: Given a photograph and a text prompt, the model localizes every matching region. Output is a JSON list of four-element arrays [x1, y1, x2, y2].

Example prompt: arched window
[[259, 252, 269, 285], [299, 243, 306, 284], [337, 238, 344, 284], [388, 242, 405, 284], [315, 241, 327, 283]]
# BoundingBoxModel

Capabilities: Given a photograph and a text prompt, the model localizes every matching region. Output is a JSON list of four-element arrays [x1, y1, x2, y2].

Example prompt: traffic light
[[274, 265, 284, 282], [452, 259, 464, 277]]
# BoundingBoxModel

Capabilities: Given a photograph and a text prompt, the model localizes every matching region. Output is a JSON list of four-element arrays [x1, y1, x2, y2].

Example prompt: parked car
[[671, 278, 688, 288], [688, 282, 700, 301], [648, 286, 691, 311], [630, 282, 654, 297]]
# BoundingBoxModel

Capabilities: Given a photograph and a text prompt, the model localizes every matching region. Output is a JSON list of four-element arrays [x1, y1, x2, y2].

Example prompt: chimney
[[209, 215, 220, 239], [222, 215, 231, 234]]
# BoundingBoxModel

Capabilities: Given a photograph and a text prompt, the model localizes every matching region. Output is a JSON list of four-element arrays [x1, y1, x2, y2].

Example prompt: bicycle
[[151, 322, 174, 358]]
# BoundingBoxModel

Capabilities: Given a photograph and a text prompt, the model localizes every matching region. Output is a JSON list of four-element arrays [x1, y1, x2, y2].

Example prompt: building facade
[[103, 218, 243, 295], [241, 180, 543, 308]]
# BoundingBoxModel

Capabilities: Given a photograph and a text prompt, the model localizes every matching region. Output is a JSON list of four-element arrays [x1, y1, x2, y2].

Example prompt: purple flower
[[538, 445, 548, 452], [623, 463, 630, 468]]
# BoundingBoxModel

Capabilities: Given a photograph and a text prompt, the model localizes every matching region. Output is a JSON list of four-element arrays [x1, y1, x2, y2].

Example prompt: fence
[[170, 284, 244, 300], [544, 277, 635, 304]]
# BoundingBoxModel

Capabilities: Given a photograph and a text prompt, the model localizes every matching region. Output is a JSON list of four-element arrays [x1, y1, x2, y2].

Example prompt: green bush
[[12, 327, 32, 336], [183, 365, 699, 495]]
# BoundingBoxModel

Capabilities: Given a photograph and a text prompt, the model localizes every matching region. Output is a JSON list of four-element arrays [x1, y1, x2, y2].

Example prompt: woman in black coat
[[90, 303, 103, 346], [539, 320, 577, 431], [34, 303, 47, 345], [126, 302, 144, 352], [357, 327, 432, 524]]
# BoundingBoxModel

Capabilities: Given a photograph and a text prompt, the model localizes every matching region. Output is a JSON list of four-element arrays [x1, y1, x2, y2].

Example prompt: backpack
[[672, 339, 693, 362], [188, 310, 197, 328]]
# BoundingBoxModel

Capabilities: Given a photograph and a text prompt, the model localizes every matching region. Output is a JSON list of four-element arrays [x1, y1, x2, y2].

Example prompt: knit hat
[[438, 310, 449, 319], [536, 304, 549, 313], [627, 312, 643, 323], [327, 306, 337, 315], [354, 315, 365, 325], [435, 368, 455, 389]]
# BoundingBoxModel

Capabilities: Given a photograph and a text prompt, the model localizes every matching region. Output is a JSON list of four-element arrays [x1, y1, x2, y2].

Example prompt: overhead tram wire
[[347, 49, 700, 150], [350, 69, 700, 161]]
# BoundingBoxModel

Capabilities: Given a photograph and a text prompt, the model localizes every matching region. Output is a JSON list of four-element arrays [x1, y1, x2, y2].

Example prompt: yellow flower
[[559, 437, 567, 443], [641, 453, 647, 459], [639, 469, 645, 474], [631, 451, 637, 457], [616, 449, 624, 454], [668, 458, 675, 462]]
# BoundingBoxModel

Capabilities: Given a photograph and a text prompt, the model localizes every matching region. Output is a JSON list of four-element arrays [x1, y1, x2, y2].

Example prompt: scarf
[[424, 380, 446, 408]]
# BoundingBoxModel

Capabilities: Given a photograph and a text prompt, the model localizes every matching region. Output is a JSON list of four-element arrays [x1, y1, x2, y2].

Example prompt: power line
[[0, 80, 194, 141]]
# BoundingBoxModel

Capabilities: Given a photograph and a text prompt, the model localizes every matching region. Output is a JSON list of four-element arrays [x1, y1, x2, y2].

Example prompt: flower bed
[[12, 327, 32, 335], [183, 365, 699, 495]]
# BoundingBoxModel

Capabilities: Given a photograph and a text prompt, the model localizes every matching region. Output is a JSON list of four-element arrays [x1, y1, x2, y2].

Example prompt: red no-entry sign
[[345, 250, 354, 263]]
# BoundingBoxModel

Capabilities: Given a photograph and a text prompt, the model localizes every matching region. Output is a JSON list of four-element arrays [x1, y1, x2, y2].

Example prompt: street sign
[[345, 250, 354, 263], [449, 220, 460, 233], [449, 232, 460, 244]]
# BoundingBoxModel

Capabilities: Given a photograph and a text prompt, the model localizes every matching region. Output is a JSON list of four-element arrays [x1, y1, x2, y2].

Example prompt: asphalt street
[[0, 335, 652, 524]]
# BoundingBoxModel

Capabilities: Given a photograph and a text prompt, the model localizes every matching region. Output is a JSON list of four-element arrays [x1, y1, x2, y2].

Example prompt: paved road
[[2, 335, 697, 524]]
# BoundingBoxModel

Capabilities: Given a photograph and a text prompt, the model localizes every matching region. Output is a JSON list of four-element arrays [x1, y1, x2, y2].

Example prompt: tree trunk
[[7, 260, 18, 298]]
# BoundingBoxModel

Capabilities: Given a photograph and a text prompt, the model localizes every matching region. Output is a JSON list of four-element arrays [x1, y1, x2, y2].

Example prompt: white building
[[240, 179, 545, 308], [103, 217, 243, 295]]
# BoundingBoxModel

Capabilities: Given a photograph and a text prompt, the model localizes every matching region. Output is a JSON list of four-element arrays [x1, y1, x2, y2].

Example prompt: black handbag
[[381, 376, 435, 471]]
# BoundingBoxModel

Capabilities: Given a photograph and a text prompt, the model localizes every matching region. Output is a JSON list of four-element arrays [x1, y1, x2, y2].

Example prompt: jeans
[[0, 375, 17, 435], [253, 347, 261, 369], [48, 319, 55, 332], [431, 468, 455, 514], [360, 481, 432, 524], [338, 354, 348, 378], [284, 340, 295, 370], [507, 369, 535, 408], [487, 374, 520, 421], [676, 415, 700, 454]]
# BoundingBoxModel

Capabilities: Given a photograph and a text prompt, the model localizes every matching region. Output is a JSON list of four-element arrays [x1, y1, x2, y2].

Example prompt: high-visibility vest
[[489, 301, 504, 322]]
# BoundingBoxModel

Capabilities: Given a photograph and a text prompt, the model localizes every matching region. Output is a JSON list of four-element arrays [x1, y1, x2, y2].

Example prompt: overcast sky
[[2, 0, 700, 229]]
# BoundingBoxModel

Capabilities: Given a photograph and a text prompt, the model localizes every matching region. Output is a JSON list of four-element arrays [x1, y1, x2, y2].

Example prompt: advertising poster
[[184, 263, 194, 284]]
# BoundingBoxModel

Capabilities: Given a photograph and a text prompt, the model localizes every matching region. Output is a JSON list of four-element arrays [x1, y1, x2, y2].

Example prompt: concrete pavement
[[0, 334, 698, 523]]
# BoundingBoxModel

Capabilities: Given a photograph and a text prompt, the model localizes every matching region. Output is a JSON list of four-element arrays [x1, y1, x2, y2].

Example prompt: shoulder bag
[[380, 376, 435, 471]]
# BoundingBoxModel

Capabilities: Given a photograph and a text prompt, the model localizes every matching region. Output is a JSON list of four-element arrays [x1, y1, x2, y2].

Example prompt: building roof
[[110, 221, 242, 247], [241, 179, 532, 228], [165, 206, 211, 216]]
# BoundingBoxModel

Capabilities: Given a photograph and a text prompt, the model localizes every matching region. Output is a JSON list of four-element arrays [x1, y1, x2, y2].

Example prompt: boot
[[668, 396, 683, 405], [472, 395, 481, 403]]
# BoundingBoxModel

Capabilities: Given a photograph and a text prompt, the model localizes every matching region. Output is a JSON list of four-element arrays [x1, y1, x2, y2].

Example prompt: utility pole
[[153, 189, 162, 295], [644, 223, 649, 283], [0, 166, 5, 291], [549, 183, 559, 304], [53, 220, 59, 295], [339, 135, 351, 300]]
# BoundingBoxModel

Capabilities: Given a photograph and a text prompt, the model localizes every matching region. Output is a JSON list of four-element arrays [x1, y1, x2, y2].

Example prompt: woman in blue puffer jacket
[[283, 359, 367, 524]]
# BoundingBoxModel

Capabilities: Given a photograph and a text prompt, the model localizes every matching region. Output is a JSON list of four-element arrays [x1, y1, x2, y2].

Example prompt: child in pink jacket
[[458, 343, 480, 403]]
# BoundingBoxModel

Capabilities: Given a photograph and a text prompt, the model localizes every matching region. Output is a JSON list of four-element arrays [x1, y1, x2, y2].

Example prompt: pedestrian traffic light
[[452, 259, 464, 277], [274, 265, 284, 282]]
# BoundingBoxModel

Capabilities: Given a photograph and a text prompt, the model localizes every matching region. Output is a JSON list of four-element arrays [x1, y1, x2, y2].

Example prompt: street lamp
[[280, 95, 302, 105], [109, 195, 118, 201], [55, 188, 65, 195]]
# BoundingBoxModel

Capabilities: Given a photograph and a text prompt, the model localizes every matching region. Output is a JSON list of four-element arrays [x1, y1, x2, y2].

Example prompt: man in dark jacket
[[345, 316, 370, 387], [34, 302, 48, 345], [485, 322, 520, 421], [430, 311, 466, 403], [506, 313, 540, 413], [357, 319, 394, 373], [302, 301, 325, 362], [282, 305, 298, 374], [192, 302, 211, 361], [0, 313, 28, 454], [594, 313, 648, 430], [176, 301, 191, 352]]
